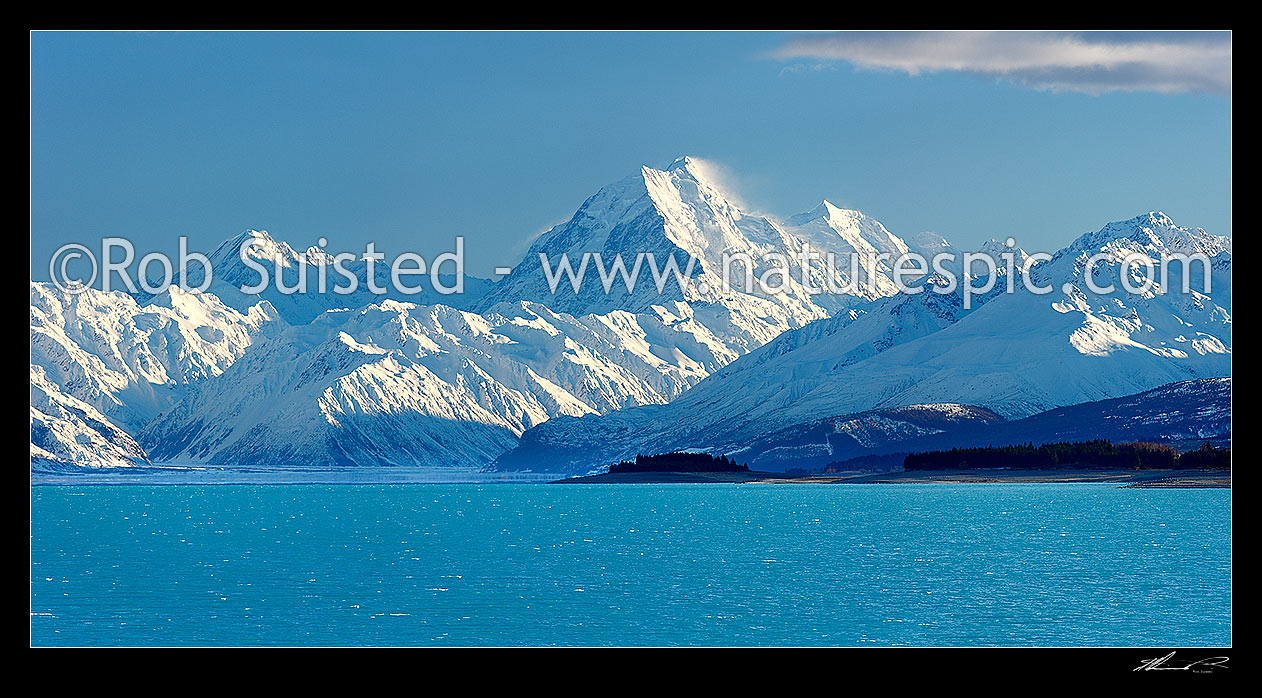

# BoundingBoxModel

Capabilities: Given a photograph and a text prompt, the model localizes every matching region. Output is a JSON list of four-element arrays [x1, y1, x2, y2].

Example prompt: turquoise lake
[[30, 483, 1231, 646]]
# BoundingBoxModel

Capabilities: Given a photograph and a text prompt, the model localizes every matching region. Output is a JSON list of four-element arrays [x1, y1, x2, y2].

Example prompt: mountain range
[[30, 157, 1232, 473]]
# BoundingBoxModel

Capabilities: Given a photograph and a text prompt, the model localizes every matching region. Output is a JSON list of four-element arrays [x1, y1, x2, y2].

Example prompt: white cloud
[[772, 31, 1230, 95]]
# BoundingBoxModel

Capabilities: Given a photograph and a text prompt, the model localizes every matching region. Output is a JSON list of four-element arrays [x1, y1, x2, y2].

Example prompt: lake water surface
[[30, 483, 1231, 646]]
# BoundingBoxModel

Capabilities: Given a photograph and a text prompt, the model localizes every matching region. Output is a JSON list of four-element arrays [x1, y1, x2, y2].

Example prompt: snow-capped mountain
[[140, 229, 493, 325], [31, 365, 151, 469], [30, 282, 282, 432], [476, 157, 917, 353], [121, 157, 933, 469], [493, 277, 998, 473], [29, 282, 282, 468], [495, 212, 1231, 474], [29, 155, 1231, 474], [138, 297, 750, 467]]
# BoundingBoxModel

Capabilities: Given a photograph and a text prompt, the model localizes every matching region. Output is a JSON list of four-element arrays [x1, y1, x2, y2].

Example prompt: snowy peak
[[479, 157, 961, 349], [663, 155, 706, 177], [785, 199, 911, 260], [658, 156, 736, 198], [640, 156, 786, 253], [525, 155, 779, 262], [200, 228, 358, 285], [30, 281, 282, 431], [1067, 212, 1231, 260], [786, 199, 854, 225], [905, 231, 958, 258], [151, 229, 491, 324], [975, 238, 1030, 268], [30, 280, 284, 468], [475, 157, 842, 348], [500, 156, 919, 290], [209, 229, 303, 268], [785, 199, 844, 226]]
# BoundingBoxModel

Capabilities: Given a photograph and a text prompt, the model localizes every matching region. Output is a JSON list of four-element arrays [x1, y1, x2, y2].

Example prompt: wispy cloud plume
[[676, 156, 755, 210], [772, 31, 1231, 95]]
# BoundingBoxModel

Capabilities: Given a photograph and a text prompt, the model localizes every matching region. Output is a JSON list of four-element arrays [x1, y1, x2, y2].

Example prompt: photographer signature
[[1134, 652, 1229, 673]]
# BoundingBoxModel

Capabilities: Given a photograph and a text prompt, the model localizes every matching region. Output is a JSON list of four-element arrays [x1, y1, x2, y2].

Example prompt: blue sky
[[30, 31, 1231, 279]]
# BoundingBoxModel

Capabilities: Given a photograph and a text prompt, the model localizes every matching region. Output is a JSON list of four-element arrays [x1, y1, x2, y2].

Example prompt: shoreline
[[29, 466, 1229, 488], [28, 464, 559, 486], [552, 468, 1231, 487]]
